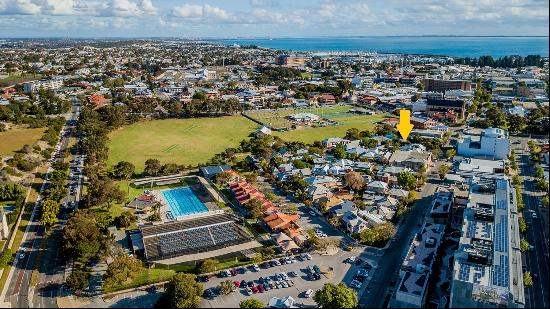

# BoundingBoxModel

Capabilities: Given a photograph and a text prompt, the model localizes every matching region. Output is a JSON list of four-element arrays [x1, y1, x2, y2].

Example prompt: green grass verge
[[102, 268, 176, 294], [107, 117, 258, 173]]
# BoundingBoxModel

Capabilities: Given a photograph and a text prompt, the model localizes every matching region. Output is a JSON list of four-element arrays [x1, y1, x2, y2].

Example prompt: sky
[[0, 0, 548, 38]]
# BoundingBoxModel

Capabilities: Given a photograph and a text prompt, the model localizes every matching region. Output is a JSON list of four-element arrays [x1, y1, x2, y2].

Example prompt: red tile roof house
[[229, 180, 278, 214], [89, 93, 111, 111], [319, 93, 336, 104]]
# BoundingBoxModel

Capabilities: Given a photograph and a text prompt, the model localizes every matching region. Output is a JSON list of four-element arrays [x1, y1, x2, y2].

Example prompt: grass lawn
[[0, 73, 42, 87], [273, 109, 388, 144], [102, 268, 176, 294], [107, 117, 258, 173], [0, 128, 45, 155]]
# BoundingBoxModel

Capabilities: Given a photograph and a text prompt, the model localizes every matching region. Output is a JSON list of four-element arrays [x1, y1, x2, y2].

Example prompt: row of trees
[[40, 161, 69, 226], [453, 55, 545, 68]]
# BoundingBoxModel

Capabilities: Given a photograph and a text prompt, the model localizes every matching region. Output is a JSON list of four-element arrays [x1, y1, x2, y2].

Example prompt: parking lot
[[200, 249, 377, 308]]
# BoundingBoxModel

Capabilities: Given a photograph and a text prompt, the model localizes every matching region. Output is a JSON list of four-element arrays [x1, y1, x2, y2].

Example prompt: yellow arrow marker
[[396, 109, 414, 141]]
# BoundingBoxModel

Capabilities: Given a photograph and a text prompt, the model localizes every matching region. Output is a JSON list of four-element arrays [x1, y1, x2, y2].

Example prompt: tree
[[116, 210, 136, 228], [219, 279, 234, 295], [523, 271, 533, 288], [359, 223, 396, 247], [0, 249, 13, 268], [542, 196, 549, 208], [438, 164, 450, 180], [314, 282, 358, 308], [240, 298, 265, 308], [144, 158, 162, 176], [103, 253, 143, 288], [445, 149, 456, 158], [65, 269, 90, 292], [40, 199, 60, 226], [345, 128, 361, 140], [245, 198, 264, 221], [62, 210, 111, 262], [520, 238, 530, 252], [331, 144, 346, 159], [344, 171, 365, 191], [518, 217, 527, 233], [199, 259, 220, 274], [215, 171, 233, 185], [536, 179, 548, 191], [534, 164, 544, 179], [397, 171, 417, 191], [156, 273, 204, 308], [112, 161, 135, 180]]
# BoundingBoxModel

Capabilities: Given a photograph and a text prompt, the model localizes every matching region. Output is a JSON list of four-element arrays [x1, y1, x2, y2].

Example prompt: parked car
[[313, 265, 321, 274], [252, 264, 261, 271], [349, 280, 362, 289], [288, 271, 298, 277], [245, 287, 252, 296], [304, 253, 312, 260], [305, 289, 314, 298], [309, 210, 316, 216], [347, 256, 356, 263]]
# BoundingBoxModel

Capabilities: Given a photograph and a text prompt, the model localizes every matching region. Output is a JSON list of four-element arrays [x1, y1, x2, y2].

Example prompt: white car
[[348, 256, 356, 263], [252, 264, 260, 271], [304, 253, 312, 260], [319, 233, 328, 238], [309, 210, 316, 216], [349, 280, 362, 289], [532, 212, 538, 219], [305, 289, 314, 298]]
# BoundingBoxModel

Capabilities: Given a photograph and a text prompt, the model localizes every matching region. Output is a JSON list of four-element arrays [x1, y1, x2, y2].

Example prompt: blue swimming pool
[[161, 187, 208, 218]]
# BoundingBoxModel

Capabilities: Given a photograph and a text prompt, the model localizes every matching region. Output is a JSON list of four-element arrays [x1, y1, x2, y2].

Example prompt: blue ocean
[[217, 36, 549, 58]]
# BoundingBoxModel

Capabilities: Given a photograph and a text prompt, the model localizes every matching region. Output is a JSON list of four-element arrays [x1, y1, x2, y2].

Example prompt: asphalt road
[[358, 180, 438, 307], [4, 100, 82, 308], [513, 139, 549, 308]]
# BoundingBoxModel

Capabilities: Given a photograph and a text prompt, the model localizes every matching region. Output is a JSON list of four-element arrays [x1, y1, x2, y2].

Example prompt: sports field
[[264, 106, 389, 144], [107, 117, 257, 172], [0, 128, 45, 155]]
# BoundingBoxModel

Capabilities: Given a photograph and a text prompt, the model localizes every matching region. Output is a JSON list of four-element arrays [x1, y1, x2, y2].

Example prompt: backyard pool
[[161, 187, 208, 218]]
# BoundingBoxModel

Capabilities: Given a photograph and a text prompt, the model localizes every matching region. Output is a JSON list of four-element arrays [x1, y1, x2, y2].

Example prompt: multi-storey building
[[449, 176, 524, 308]]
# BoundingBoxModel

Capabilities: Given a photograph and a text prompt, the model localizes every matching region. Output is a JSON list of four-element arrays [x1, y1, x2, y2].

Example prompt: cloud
[[0, 0, 42, 15], [0, 0, 159, 17]]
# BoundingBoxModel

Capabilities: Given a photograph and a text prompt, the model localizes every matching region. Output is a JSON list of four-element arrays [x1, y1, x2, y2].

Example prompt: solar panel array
[[494, 215, 508, 253], [459, 263, 471, 281], [473, 265, 486, 284], [146, 222, 251, 261], [467, 221, 476, 238], [481, 221, 491, 239], [496, 200, 507, 210], [496, 179, 507, 190], [140, 213, 254, 261], [492, 255, 509, 287]]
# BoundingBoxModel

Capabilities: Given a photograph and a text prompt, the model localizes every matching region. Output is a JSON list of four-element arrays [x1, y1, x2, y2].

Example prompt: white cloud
[[0, 0, 42, 15], [141, 0, 157, 15], [172, 4, 204, 18]]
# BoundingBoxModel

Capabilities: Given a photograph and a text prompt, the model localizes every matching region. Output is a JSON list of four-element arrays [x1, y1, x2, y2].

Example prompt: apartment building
[[457, 128, 510, 160], [449, 177, 524, 308], [424, 78, 472, 93], [391, 222, 445, 307], [23, 79, 63, 93]]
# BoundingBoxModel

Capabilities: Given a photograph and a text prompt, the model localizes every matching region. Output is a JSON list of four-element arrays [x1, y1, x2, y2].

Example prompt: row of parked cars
[[213, 253, 313, 280], [346, 256, 374, 289]]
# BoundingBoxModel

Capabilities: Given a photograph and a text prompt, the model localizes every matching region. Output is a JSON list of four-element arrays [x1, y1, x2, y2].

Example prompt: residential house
[[366, 180, 389, 194], [342, 211, 367, 234]]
